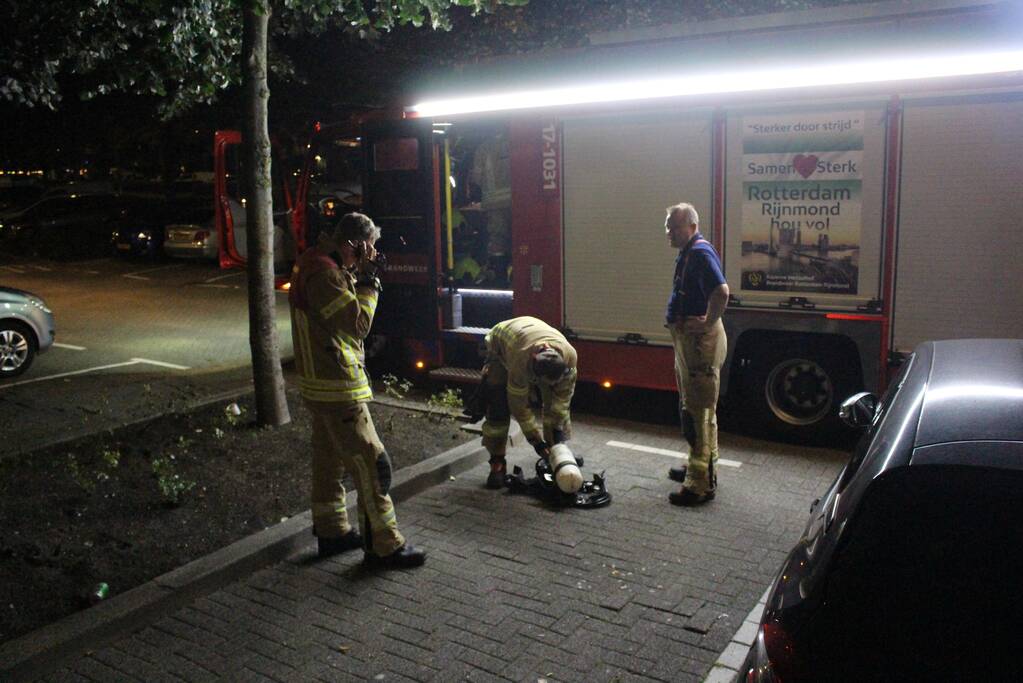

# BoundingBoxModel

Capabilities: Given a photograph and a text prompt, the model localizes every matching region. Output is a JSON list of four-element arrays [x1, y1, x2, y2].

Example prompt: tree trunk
[[242, 2, 291, 427]]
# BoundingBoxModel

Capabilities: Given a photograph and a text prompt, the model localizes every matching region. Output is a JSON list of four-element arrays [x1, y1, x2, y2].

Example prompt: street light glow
[[411, 50, 1023, 117]]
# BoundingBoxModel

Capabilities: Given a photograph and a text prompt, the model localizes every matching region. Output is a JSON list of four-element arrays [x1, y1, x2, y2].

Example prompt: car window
[[77, 195, 116, 212], [36, 198, 79, 219], [0, 186, 42, 210], [807, 464, 1023, 679], [834, 354, 915, 494]]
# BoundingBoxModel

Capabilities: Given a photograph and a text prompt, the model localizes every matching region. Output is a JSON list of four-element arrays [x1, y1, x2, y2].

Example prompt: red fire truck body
[[218, 0, 1023, 440]]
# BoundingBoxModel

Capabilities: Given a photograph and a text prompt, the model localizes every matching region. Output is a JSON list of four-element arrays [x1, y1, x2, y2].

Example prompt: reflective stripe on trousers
[[671, 320, 726, 494], [481, 359, 512, 461], [305, 400, 405, 555]]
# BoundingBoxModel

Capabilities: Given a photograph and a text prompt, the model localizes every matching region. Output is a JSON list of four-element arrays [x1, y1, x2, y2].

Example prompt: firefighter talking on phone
[[288, 212, 426, 569]]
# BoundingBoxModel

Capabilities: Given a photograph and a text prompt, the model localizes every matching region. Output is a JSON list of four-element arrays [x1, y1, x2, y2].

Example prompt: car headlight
[[137, 230, 151, 242], [28, 298, 52, 314]]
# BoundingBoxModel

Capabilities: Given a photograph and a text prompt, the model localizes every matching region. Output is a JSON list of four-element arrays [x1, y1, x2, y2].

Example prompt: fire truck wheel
[[746, 343, 859, 442]]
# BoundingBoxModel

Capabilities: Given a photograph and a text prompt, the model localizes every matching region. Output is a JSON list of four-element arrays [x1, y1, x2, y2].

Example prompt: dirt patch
[[0, 388, 473, 644]]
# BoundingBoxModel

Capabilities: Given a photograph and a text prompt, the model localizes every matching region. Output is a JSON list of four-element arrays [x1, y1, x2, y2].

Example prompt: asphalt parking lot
[[0, 255, 292, 458]]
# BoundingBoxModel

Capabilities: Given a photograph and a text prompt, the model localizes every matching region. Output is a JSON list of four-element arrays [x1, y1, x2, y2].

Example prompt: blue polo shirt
[[665, 232, 726, 323]]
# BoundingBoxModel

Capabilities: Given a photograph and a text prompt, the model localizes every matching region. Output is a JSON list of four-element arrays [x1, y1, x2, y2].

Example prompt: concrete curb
[[1, 411, 515, 682]]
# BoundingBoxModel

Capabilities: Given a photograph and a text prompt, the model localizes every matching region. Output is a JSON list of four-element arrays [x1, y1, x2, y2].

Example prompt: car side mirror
[[839, 392, 878, 429]]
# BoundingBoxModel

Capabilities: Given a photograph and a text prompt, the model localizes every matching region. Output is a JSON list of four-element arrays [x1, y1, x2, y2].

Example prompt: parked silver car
[[0, 286, 56, 378], [163, 197, 293, 270], [162, 221, 219, 260]]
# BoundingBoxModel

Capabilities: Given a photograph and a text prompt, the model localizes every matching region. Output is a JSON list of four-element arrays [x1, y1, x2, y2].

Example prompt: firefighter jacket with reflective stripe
[[485, 316, 577, 444], [289, 249, 378, 404]]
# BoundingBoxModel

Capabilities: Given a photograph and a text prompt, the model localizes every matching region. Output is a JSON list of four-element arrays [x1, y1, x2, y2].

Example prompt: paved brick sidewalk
[[45, 416, 846, 683]]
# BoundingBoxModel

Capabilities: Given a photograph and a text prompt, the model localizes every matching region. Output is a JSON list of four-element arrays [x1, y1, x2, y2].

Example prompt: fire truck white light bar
[[410, 50, 1023, 117]]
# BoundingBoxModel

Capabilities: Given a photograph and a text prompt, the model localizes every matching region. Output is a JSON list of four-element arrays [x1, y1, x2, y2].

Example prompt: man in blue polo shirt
[[664, 203, 729, 506]]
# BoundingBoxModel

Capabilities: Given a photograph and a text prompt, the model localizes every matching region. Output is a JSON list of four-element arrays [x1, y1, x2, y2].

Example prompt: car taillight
[[194, 229, 210, 243], [760, 619, 803, 682]]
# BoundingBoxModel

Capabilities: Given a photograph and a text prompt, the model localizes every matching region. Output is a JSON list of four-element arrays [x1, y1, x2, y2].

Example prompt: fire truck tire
[[745, 342, 859, 443]]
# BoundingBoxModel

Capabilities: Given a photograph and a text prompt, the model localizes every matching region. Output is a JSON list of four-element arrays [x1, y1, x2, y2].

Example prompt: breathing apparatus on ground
[[505, 442, 612, 509]]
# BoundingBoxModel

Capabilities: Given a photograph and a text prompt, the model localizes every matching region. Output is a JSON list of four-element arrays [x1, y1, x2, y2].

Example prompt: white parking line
[[0, 265, 25, 273], [196, 283, 236, 289], [52, 343, 87, 351], [123, 263, 185, 281], [606, 440, 742, 468], [30, 265, 52, 272], [69, 259, 106, 274], [132, 357, 190, 370], [204, 271, 245, 283], [0, 357, 191, 390]]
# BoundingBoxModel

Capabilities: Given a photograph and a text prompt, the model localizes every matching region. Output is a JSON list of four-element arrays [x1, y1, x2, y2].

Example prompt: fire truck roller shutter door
[[561, 112, 713, 345]]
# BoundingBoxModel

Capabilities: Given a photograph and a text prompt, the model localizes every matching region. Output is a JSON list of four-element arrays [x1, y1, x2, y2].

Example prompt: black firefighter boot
[[364, 544, 427, 569], [668, 410, 697, 483], [670, 459, 717, 507], [316, 528, 364, 558], [486, 456, 507, 489], [361, 511, 427, 569]]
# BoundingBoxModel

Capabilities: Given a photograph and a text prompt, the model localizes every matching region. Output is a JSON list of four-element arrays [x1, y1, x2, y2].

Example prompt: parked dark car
[[0, 183, 44, 215], [741, 338, 1023, 681], [0, 193, 131, 259]]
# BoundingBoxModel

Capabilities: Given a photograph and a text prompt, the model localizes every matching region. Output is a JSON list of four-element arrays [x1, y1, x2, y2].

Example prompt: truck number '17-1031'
[[542, 123, 558, 193]]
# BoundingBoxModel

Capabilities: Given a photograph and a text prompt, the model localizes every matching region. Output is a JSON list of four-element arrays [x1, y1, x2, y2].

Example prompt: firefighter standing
[[480, 316, 578, 489], [289, 212, 425, 568], [664, 203, 729, 506]]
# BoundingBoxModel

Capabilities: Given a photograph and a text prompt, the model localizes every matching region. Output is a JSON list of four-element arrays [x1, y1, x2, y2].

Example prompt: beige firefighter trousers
[[480, 360, 561, 460], [305, 400, 405, 556], [670, 319, 727, 494]]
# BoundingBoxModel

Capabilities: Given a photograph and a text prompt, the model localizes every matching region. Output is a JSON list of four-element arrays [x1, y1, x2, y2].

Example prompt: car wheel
[[746, 342, 859, 443], [0, 321, 37, 378]]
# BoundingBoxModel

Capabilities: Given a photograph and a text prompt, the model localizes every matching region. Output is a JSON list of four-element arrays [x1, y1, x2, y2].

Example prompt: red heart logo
[[792, 154, 818, 178]]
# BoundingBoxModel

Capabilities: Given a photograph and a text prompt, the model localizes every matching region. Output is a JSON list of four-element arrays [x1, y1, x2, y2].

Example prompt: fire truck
[[217, 0, 1023, 441]]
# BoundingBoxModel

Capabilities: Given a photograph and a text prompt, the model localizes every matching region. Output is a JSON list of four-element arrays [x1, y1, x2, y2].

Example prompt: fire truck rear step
[[428, 367, 484, 384], [441, 326, 491, 338]]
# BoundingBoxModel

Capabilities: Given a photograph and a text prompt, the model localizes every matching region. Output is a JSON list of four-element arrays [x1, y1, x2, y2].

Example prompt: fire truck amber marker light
[[602, 380, 613, 389], [410, 50, 1023, 117], [415, 361, 426, 369]]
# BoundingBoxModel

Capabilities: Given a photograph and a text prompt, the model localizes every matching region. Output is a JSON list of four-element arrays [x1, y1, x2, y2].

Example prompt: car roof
[[915, 339, 1023, 448]]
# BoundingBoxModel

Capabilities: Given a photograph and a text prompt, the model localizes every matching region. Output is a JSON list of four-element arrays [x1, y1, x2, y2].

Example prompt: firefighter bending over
[[480, 316, 578, 489], [289, 212, 425, 568]]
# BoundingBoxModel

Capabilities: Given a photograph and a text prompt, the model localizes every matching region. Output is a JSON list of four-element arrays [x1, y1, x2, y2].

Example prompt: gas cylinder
[[549, 443, 583, 494]]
